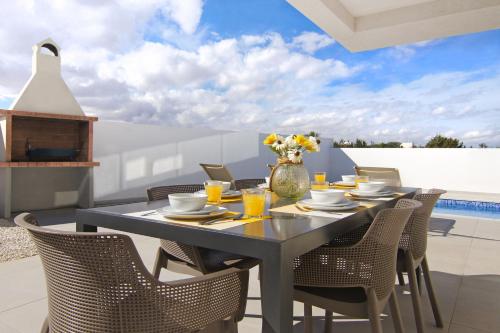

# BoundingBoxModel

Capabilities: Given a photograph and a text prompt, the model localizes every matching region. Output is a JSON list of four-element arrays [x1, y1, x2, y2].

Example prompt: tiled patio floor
[[1, 211, 499, 333]]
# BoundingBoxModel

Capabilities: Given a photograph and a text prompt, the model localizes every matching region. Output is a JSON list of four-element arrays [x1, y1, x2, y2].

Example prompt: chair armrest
[[153, 267, 249, 331]]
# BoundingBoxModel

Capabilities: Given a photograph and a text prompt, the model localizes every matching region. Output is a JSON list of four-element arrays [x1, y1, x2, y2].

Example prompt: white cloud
[[0, 1, 499, 146], [291, 31, 335, 54], [161, 0, 204, 34]]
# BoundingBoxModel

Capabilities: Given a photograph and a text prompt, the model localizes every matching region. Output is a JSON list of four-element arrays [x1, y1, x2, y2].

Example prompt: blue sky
[[0, 0, 499, 145]]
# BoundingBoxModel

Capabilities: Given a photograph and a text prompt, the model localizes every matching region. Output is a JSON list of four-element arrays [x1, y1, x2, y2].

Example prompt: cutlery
[[141, 211, 157, 216], [201, 213, 244, 225]]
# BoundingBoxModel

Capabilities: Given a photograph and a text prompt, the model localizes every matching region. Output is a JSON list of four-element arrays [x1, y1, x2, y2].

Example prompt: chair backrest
[[361, 199, 421, 300], [15, 213, 248, 332], [146, 184, 208, 271], [234, 178, 266, 190], [14, 213, 165, 332], [399, 189, 446, 260], [147, 184, 204, 201], [200, 163, 235, 184], [354, 166, 402, 187]]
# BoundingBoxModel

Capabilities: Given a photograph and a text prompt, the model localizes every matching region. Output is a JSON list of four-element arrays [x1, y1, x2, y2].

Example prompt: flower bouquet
[[263, 133, 320, 199]]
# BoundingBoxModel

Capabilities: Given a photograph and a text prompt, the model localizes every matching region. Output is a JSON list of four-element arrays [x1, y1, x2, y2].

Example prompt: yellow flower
[[294, 134, 307, 146], [263, 133, 278, 145]]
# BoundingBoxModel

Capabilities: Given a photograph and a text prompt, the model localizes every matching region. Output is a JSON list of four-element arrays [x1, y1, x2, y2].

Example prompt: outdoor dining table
[[76, 186, 418, 333]]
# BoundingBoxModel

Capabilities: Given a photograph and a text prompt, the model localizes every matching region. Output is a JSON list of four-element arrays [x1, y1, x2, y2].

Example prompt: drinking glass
[[314, 172, 327, 183], [242, 188, 266, 218], [204, 180, 223, 204], [355, 175, 369, 188], [310, 181, 329, 190]]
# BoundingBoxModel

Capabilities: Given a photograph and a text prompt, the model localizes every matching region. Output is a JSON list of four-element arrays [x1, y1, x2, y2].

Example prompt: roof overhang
[[287, 0, 500, 52]]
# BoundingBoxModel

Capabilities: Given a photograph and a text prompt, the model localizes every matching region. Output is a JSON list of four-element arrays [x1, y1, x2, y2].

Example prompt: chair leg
[[388, 289, 404, 333], [152, 248, 167, 279], [41, 316, 49, 333], [324, 310, 333, 333], [416, 265, 422, 295], [304, 303, 313, 333], [367, 289, 383, 333], [397, 271, 405, 286], [405, 253, 425, 333], [422, 255, 443, 328]]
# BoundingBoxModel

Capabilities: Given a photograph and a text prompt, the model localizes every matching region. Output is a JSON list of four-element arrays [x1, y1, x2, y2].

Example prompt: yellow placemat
[[221, 197, 242, 203], [124, 210, 269, 230]]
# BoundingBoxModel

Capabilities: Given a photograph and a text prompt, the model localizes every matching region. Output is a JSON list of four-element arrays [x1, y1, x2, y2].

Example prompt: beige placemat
[[124, 210, 267, 230]]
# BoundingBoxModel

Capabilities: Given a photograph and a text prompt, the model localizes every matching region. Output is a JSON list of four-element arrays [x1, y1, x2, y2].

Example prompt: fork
[[201, 213, 244, 225]]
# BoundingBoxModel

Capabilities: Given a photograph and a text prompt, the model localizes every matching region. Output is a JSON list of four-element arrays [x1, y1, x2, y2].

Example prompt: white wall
[[331, 148, 500, 194], [93, 121, 332, 202]]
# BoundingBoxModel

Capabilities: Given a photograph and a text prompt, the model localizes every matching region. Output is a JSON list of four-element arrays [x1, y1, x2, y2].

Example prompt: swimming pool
[[434, 199, 500, 219]]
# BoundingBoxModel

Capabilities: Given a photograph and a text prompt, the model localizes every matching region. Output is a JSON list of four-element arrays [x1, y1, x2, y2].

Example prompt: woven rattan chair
[[148, 185, 257, 278], [199, 163, 236, 189], [293, 199, 422, 333], [234, 178, 266, 190], [396, 189, 446, 333], [354, 166, 402, 187], [15, 212, 250, 333]]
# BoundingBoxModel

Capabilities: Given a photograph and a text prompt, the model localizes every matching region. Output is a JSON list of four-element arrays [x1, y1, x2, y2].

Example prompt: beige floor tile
[[473, 219, 500, 241], [0, 319, 21, 333], [429, 215, 478, 238], [452, 280, 500, 332], [426, 234, 472, 275], [0, 257, 47, 313], [464, 239, 500, 275], [449, 323, 492, 333], [0, 298, 47, 333]]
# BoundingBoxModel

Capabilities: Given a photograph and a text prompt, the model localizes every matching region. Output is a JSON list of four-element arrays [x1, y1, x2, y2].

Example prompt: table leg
[[260, 249, 294, 333]]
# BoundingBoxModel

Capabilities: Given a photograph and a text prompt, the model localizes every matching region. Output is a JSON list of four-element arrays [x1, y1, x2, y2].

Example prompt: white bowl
[[221, 181, 231, 192], [310, 189, 345, 204], [358, 181, 385, 192], [169, 193, 208, 212], [342, 175, 356, 182]]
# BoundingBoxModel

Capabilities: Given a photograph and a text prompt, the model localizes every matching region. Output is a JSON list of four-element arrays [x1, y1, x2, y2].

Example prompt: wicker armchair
[[293, 199, 422, 333], [147, 185, 258, 278], [199, 163, 236, 189], [354, 166, 402, 187], [15, 213, 249, 333], [397, 189, 446, 333], [234, 178, 266, 190]]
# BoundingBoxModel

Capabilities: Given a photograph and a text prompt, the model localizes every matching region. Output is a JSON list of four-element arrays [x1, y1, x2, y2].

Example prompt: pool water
[[434, 199, 500, 219]]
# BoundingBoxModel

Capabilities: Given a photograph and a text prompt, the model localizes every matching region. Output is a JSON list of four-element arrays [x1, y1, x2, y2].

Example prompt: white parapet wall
[[93, 121, 332, 202], [331, 148, 500, 195]]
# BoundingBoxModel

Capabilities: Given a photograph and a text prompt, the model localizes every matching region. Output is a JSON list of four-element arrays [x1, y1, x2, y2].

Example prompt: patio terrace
[[1, 209, 499, 333]]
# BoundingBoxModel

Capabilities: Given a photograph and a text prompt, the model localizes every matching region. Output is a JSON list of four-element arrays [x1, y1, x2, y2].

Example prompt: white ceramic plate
[[349, 190, 395, 198], [257, 183, 269, 189], [332, 181, 356, 186], [300, 199, 352, 207], [300, 201, 360, 211], [196, 190, 242, 198], [157, 205, 228, 219]]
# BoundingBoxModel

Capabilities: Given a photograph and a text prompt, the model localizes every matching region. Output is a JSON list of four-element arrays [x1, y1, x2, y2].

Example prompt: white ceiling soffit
[[287, 0, 500, 52]]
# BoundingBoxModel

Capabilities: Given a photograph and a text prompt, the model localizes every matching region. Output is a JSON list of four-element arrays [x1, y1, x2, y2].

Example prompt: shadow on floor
[[429, 217, 456, 237]]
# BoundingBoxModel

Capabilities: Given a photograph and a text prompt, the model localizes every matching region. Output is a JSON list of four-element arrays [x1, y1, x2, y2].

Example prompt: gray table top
[[79, 187, 418, 244]]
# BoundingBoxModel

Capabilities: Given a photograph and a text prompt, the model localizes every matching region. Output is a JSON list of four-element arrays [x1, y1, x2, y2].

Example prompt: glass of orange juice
[[310, 181, 329, 190], [355, 175, 369, 188], [314, 172, 327, 183], [242, 188, 266, 218], [204, 180, 223, 204]]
